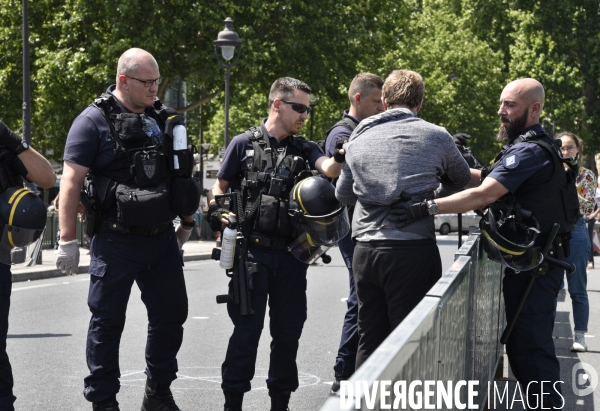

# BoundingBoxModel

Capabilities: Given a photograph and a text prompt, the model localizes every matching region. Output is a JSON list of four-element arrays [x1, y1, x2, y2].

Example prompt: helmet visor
[[288, 231, 331, 264], [482, 230, 543, 271], [0, 227, 44, 267], [0, 224, 44, 249], [302, 206, 350, 246]]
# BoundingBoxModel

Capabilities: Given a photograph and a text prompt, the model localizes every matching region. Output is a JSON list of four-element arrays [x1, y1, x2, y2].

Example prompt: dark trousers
[[0, 264, 15, 411], [333, 233, 358, 379], [221, 247, 308, 393], [353, 239, 441, 369], [83, 227, 188, 403], [503, 264, 563, 408]]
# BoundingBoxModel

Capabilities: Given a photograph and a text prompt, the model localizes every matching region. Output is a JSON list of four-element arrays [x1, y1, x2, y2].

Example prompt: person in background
[[586, 186, 600, 269], [556, 131, 594, 352]]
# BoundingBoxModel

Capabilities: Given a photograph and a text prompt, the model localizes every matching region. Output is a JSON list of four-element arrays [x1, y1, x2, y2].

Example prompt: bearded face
[[496, 107, 529, 143]]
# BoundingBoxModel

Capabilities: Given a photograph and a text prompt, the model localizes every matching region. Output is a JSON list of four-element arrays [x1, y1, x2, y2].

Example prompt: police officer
[[391, 78, 577, 408], [0, 121, 56, 410], [324, 72, 383, 394], [56, 48, 194, 411], [208, 77, 345, 411]]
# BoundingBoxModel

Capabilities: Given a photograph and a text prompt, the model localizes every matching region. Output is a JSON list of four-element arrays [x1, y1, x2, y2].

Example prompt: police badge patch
[[144, 160, 157, 179], [503, 154, 520, 169]]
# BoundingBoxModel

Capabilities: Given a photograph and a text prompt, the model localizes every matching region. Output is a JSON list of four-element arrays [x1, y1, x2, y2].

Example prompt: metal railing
[[320, 231, 504, 411], [42, 212, 86, 249]]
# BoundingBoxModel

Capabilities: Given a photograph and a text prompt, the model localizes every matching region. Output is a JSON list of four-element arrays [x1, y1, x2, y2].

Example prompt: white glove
[[56, 239, 80, 276], [176, 224, 193, 250]]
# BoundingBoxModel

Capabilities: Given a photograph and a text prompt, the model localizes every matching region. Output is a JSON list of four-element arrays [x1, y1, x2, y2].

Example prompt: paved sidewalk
[[10, 240, 217, 282]]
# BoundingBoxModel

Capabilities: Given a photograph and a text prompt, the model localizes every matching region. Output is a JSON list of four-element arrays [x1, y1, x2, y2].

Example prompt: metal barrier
[[42, 213, 86, 249], [320, 232, 504, 411]]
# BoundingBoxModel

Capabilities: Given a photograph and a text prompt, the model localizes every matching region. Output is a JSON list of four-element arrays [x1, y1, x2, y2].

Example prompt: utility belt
[[536, 231, 572, 259], [99, 220, 171, 236], [248, 232, 292, 250]]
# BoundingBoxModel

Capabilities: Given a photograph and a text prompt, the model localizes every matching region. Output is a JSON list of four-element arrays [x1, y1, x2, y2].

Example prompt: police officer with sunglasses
[[208, 77, 345, 411]]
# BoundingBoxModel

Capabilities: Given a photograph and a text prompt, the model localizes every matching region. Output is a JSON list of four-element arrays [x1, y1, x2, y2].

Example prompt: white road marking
[[341, 298, 348, 302], [192, 317, 209, 319], [13, 283, 62, 292]]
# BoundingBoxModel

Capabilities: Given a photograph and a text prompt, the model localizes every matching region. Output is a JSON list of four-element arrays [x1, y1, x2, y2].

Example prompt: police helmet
[[287, 177, 349, 263], [479, 205, 543, 271], [0, 187, 46, 266]]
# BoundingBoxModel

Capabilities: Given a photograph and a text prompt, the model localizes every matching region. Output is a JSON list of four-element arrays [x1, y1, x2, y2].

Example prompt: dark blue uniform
[[64, 86, 188, 403], [0, 155, 32, 410], [324, 112, 359, 380], [488, 124, 563, 407], [218, 123, 324, 393]]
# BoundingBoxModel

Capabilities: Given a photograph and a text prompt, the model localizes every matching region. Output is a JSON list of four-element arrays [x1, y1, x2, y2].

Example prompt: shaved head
[[116, 48, 159, 80], [497, 78, 545, 141], [503, 78, 545, 112]]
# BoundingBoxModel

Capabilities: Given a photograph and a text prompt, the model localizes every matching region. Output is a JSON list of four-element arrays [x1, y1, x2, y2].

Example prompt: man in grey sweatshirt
[[335, 69, 475, 368]]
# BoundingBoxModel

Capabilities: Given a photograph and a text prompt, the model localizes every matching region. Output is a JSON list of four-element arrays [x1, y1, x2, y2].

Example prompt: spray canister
[[219, 226, 237, 269], [173, 125, 187, 169]]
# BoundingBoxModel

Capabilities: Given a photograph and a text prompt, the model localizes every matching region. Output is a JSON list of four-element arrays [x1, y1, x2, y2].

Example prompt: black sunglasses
[[281, 100, 312, 114]]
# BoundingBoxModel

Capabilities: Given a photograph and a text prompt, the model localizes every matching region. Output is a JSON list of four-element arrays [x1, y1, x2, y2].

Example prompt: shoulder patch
[[503, 154, 520, 169]]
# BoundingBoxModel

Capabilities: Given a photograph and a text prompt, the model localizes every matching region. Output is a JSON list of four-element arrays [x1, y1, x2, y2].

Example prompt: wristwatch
[[14, 140, 29, 155], [427, 200, 439, 216]]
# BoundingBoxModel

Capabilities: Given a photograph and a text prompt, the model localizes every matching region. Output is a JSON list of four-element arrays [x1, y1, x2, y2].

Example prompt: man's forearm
[[58, 182, 83, 241]]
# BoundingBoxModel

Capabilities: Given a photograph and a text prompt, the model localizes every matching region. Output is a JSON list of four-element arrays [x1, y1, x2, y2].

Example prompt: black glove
[[388, 195, 429, 229], [208, 204, 230, 232], [0, 121, 23, 153], [333, 139, 346, 163]]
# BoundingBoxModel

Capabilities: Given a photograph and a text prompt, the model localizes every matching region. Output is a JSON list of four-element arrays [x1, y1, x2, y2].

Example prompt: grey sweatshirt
[[335, 108, 471, 240]]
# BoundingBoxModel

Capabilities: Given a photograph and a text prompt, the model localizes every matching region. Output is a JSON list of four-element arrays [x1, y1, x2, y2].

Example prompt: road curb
[[11, 253, 213, 283]]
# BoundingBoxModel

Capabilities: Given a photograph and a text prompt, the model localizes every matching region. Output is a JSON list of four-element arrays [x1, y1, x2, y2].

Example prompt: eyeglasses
[[125, 75, 162, 87], [560, 145, 577, 152], [281, 100, 312, 114]]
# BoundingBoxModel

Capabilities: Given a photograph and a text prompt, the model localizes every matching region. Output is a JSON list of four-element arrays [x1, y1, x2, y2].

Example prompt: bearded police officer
[[0, 121, 55, 410], [390, 78, 578, 408], [208, 77, 345, 411], [56, 48, 196, 411]]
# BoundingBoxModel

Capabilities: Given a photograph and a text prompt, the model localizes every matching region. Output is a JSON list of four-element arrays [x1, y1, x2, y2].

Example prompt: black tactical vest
[[87, 93, 178, 234], [235, 126, 313, 240], [488, 131, 579, 238]]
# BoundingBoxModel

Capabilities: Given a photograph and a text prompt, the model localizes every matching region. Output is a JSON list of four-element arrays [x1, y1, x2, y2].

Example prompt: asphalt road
[[8, 237, 461, 410]]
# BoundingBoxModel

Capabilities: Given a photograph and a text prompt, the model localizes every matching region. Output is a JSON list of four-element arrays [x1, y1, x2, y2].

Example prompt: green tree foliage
[[1, 0, 599, 163]]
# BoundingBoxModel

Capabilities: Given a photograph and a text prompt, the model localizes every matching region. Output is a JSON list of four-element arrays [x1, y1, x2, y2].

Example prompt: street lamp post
[[214, 17, 241, 149]]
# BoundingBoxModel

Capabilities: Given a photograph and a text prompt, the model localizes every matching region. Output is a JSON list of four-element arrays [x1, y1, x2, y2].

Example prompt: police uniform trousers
[[0, 264, 15, 410], [353, 239, 441, 369], [221, 246, 308, 394], [83, 226, 188, 402], [333, 233, 358, 380], [503, 263, 563, 408]]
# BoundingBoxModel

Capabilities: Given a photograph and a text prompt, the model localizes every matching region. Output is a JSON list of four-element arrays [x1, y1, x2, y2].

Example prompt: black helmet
[[479, 204, 543, 271], [287, 177, 350, 263], [0, 187, 46, 265]]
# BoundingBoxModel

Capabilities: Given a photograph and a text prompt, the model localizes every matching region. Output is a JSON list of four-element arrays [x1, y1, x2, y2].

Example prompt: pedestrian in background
[[556, 131, 594, 352]]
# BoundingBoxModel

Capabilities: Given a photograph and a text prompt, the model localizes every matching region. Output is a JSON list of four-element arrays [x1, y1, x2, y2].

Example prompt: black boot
[[223, 391, 244, 411], [269, 389, 291, 411], [92, 396, 120, 411], [140, 379, 181, 411]]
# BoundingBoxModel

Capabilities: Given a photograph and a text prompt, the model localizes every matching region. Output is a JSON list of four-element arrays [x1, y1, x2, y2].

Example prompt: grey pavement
[[10, 235, 600, 408], [10, 240, 217, 282]]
